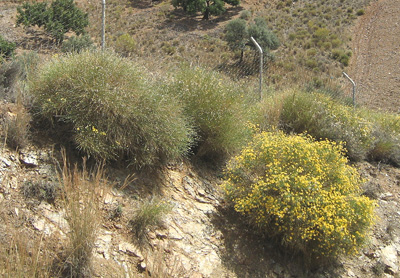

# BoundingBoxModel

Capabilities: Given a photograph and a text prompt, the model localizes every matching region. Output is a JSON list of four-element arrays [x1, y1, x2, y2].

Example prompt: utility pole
[[101, 0, 106, 50], [343, 72, 356, 106], [250, 36, 263, 101]]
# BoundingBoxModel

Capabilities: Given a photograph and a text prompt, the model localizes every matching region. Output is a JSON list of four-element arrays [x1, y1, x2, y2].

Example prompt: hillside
[[0, 0, 400, 277]]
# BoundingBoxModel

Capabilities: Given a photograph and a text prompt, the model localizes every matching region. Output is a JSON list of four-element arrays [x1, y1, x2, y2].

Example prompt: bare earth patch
[[350, 0, 400, 113]]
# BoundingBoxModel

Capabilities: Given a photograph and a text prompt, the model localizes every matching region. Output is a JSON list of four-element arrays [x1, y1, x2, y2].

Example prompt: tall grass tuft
[[30, 50, 194, 168], [279, 91, 374, 161], [130, 197, 172, 240], [166, 65, 253, 161], [2, 102, 31, 150], [365, 111, 400, 166], [59, 152, 105, 277]]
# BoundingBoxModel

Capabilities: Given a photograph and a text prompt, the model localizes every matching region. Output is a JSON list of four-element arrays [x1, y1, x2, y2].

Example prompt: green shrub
[[61, 34, 93, 53], [130, 198, 172, 239], [30, 50, 194, 168], [16, 0, 88, 43], [331, 48, 350, 66], [114, 33, 136, 56], [356, 9, 365, 16], [280, 92, 374, 161], [223, 130, 375, 259], [239, 10, 251, 20], [0, 35, 16, 60], [365, 112, 400, 166], [166, 65, 252, 160]]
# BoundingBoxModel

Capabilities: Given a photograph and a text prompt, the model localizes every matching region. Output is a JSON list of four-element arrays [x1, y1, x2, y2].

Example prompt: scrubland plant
[[167, 65, 253, 161], [130, 198, 172, 240], [0, 35, 16, 61], [365, 112, 400, 166], [61, 34, 94, 53], [223, 130, 375, 259], [258, 90, 400, 166], [31, 50, 194, 168], [280, 91, 374, 161]]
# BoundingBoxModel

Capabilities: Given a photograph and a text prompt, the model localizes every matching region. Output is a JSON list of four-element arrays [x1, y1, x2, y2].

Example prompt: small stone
[[380, 192, 394, 200], [118, 242, 144, 261], [32, 218, 52, 235], [19, 152, 38, 167], [197, 188, 206, 197], [155, 230, 168, 239], [347, 269, 355, 277], [381, 245, 399, 274], [138, 261, 146, 271], [104, 193, 113, 204], [2, 158, 11, 167], [114, 223, 123, 229]]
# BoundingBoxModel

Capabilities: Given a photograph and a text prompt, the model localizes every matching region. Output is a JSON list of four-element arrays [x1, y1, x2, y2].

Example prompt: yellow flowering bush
[[223, 131, 375, 258]]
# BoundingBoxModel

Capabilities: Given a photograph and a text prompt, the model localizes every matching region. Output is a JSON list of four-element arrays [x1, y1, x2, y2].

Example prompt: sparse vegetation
[[0, 231, 52, 277], [130, 198, 172, 240], [61, 34, 93, 53], [22, 179, 59, 203]]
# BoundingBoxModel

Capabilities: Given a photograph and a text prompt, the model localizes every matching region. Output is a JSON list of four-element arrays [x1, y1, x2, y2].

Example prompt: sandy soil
[[350, 0, 400, 113]]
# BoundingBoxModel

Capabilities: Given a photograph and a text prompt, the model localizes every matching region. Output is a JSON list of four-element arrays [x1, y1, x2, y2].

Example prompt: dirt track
[[350, 0, 400, 113]]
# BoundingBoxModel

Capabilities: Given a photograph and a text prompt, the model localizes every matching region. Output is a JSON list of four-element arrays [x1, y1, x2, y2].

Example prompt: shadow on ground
[[211, 205, 344, 278]]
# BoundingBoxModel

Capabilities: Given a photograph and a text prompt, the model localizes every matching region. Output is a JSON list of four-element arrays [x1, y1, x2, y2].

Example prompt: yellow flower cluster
[[223, 131, 375, 258]]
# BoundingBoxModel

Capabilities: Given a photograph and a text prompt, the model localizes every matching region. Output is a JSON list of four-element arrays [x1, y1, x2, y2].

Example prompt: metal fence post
[[250, 36, 263, 101], [343, 72, 356, 106], [101, 0, 106, 50]]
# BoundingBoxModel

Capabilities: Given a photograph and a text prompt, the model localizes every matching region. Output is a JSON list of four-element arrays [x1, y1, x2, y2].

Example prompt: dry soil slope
[[351, 0, 400, 113]]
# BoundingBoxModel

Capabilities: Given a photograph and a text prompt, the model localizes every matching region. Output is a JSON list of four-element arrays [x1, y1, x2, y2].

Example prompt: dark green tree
[[172, 0, 239, 20], [16, 0, 88, 43], [0, 35, 16, 61], [224, 18, 247, 61], [248, 17, 280, 52], [225, 17, 280, 61]]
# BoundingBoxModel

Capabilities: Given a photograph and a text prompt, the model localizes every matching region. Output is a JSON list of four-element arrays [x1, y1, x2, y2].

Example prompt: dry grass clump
[[1, 101, 31, 150], [58, 154, 106, 277], [0, 232, 52, 277]]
